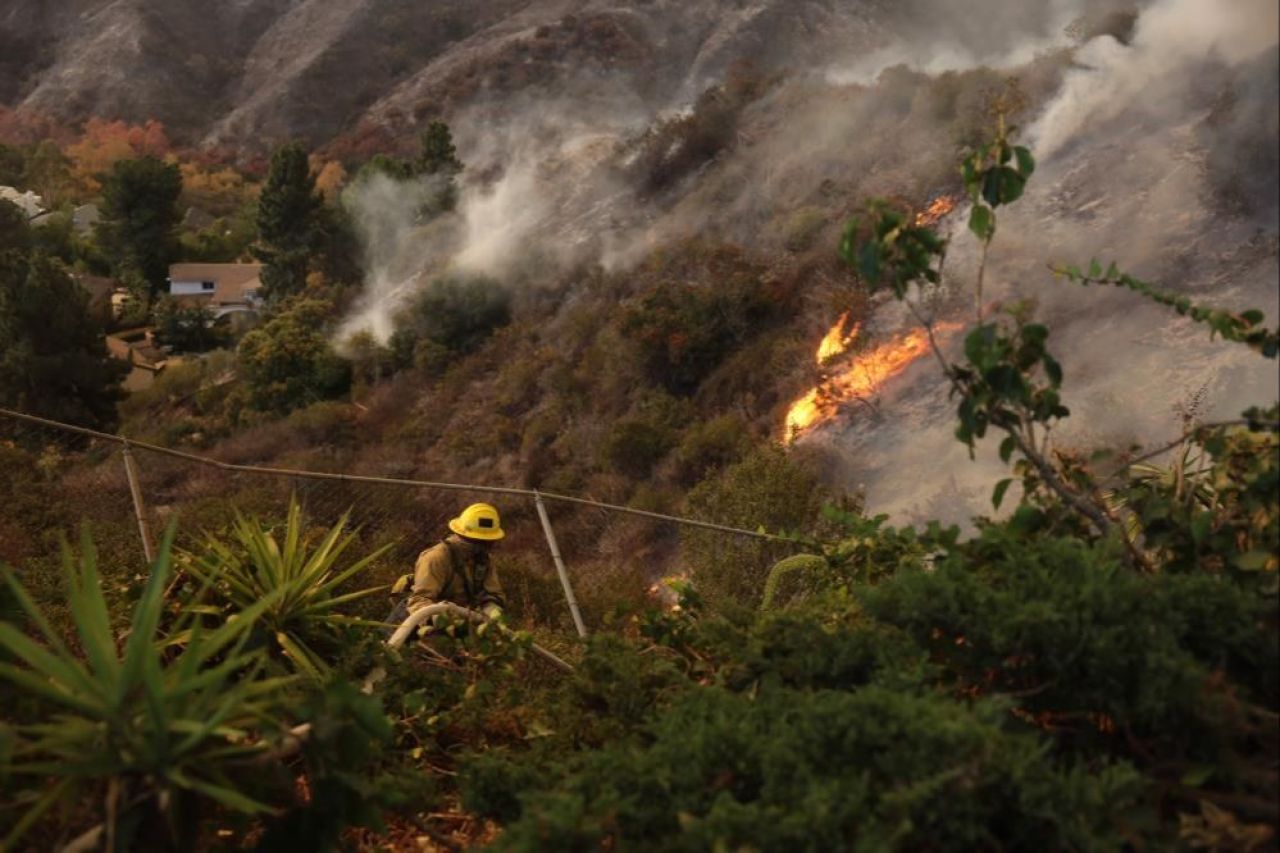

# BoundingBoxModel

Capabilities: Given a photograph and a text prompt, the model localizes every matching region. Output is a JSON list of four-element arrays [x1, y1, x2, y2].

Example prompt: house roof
[[72, 273, 116, 305], [72, 204, 100, 234], [0, 186, 44, 218], [169, 263, 263, 306]]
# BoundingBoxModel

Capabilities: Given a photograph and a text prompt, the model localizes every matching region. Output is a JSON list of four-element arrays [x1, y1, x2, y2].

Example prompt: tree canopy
[[235, 298, 350, 415], [0, 221, 124, 430], [95, 155, 182, 302], [254, 143, 323, 303]]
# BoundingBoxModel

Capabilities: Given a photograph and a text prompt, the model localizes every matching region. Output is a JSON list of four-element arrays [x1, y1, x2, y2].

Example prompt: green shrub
[[252, 680, 408, 851], [627, 64, 771, 195], [619, 245, 787, 396], [674, 413, 752, 485], [392, 276, 511, 365], [682, 446, 833, 607], [285, 400, 358, 448], [859, 525, 1280, 766], [602, 419, 677, 479], [235, 298, 352, 416], [152, 295, 222, 353], [492, 684, 1144, 851]]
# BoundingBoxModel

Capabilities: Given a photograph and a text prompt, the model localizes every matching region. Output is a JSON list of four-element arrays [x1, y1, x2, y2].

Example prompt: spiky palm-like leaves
[[186, 499, 390, 679], [0, 528, 295, 849]]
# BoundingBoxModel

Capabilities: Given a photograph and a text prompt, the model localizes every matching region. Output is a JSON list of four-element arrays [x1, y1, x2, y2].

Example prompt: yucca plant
[[0, 527, 297, 850], [1103, 439, 1217, 542], [185, 498, 391, 679]]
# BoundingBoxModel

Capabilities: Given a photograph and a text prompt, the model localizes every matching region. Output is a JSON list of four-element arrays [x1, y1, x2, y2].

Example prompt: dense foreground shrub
[[460, 526, 1278, 849], [492, 685, 1142, 852]]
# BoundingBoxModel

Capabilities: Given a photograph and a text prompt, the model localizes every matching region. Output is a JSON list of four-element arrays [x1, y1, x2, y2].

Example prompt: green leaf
[[276, 631, 328, 681], [118, 524, 177, 705], [171, 770, 279, 815], [1, 776, 76, 850], [63, 532, 121, 686], [1042, 354, 1063, 387], [964, 324, 996, 367], [997, 168, 1026, 204], [968, 204, 994, 241], [981, 170, 1003, 207], [992, 479, 1014, 510], [1021, 324, 1048, 345], [999, 436, 1018, 463], [1014, 146, 1035, 177], [1009, 506, 1046, 534], [984, 365, 1027, 399], [858, 241, 881, 283]]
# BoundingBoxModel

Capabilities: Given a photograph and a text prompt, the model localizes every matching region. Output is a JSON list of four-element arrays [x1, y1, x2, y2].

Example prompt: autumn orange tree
[[65, 117, 171, 195]]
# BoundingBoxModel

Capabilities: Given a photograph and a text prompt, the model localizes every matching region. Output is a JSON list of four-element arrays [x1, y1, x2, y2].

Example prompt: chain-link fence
[[0, 408, 795, 636]]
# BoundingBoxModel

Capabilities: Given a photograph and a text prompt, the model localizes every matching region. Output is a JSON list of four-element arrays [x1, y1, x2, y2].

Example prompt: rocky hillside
[[1, 0, 1108, 150]]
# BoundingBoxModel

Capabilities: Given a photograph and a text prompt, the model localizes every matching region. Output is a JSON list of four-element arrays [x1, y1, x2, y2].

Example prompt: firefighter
[[387, 503, 507, 632]]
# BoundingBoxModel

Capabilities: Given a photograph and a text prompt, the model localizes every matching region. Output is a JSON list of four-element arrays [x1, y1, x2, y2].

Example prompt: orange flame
[[915, 195, 958, 227], [785, 323, 961, 442], [816, 313, 859, 365]]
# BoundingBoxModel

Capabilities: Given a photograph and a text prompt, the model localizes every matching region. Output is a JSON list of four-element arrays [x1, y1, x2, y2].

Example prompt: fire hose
[[385, 601, 575, 673]]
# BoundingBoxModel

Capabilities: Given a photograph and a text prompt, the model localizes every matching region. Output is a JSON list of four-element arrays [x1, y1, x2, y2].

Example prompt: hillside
[[1, 0, 1278, 848], [2, 0, 1130, 151]]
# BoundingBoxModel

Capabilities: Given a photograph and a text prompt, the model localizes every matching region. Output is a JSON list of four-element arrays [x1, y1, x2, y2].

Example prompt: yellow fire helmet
[[448, 502, 505, 541]]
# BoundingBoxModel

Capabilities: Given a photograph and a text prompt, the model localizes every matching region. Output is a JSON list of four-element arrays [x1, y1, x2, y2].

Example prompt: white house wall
[[170, 281, 214, 296]]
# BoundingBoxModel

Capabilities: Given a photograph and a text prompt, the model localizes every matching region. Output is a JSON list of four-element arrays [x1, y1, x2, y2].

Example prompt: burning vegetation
[[785, 318, 961, 443], [784, 195, 963, 443], [914, 194, 959, 227]]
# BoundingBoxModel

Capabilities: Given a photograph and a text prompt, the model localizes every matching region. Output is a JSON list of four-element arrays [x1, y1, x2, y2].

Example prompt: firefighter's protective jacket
[[406, 534, 505, 614]]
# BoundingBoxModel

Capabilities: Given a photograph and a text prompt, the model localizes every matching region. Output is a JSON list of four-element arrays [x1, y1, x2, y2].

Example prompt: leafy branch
[[1052, 261, 1280, 358], [962, 113, 1034, 322]]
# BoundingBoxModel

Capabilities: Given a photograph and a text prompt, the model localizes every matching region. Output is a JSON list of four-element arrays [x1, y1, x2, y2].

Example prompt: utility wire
[[0, 407, 792, 542]]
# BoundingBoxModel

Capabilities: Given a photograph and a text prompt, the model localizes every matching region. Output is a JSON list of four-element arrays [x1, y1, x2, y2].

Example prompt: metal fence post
[[120, 441, 155, 565], [533, 491, 587, 638]]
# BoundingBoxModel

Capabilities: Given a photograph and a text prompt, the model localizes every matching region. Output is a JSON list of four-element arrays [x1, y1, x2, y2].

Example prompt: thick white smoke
[[1031, 0, 1280, 158], [826, 0, 1085, 85], [336, 90, 642, 345]]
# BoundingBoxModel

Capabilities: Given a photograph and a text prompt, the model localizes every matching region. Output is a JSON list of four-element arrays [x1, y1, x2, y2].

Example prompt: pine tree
[[95, 155, 182, 302], [0, 246, 125, 431], [414, 121, 463, 215], [414, 121, 462, 176], [255, 143, 322, 303]]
